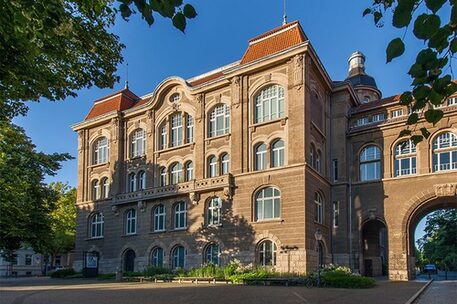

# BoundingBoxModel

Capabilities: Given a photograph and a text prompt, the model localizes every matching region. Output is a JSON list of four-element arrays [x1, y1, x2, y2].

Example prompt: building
[[0, 248, 43, 277], [72, 21, 457, 280]]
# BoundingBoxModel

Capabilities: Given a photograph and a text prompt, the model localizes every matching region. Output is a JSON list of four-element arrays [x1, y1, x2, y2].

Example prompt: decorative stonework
[[293, 54, 303, 88], [223, 186, 233, 200], [196, 94, 204, 123], [138, 200, 146, 212], [231, 76, 241, 108], [190, 192, 200, 205], [111, 205, 119, 216], [434, 183, 457, 197], [264, 74, 271, 82]]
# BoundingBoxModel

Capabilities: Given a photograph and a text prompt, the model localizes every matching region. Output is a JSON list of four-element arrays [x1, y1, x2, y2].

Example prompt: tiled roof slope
[[240, 21, 307, 64], [188, 71, 224, 86], [351, 95, 400, 114], [85, 88, 139, 120]]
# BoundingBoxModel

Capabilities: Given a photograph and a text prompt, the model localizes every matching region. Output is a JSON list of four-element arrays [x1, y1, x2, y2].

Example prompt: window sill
[[173, 227, 188, 231], [85, 237, 104, 241], [250, 117, 287, 128], [129, 155, 146, 161], [253, 219, 283, 224], [122, 233, 137, 237], [207, 224, 222, 228], [206, 133, 231, 142], [88, 162, 109, 169], [149, 230, 166, 234], [156, 143, 194, 154]]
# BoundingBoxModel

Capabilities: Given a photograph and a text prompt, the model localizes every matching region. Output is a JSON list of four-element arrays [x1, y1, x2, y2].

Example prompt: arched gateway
[[387, 183, 457, 281]]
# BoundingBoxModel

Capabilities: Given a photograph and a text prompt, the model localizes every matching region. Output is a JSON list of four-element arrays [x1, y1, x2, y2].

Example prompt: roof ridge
[[248, 20, 299, 43]]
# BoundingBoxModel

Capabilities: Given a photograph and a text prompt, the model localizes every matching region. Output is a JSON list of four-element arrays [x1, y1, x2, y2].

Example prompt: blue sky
[[14, 0, 450, 240]]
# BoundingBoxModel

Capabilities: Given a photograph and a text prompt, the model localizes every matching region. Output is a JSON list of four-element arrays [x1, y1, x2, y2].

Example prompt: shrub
[[186, 264, 225, 278], [322, 271, 375, 288], [143, 266, 172, 277], [50, 268, 76, 278], [97, 273, 115, 280]]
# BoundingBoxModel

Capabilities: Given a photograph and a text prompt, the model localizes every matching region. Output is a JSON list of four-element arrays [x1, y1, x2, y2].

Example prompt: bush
[[143, 266, 172, 277], [322, 271, 375, 288], [185, 264, 225, 279], [97, 273, 115, 280], [50, 268, 76, 278]]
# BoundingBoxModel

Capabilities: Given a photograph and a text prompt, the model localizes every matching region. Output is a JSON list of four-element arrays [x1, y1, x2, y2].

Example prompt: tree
[[364, 0, 457, 144], [0, 0, 197, 121], [44, 183, 77, 264], [0, 121, 72, 261], [417, 209, 457, 271]]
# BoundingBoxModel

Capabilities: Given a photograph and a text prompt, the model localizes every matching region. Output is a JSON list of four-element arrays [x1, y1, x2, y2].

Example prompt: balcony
[[113, 174, 234, 205]]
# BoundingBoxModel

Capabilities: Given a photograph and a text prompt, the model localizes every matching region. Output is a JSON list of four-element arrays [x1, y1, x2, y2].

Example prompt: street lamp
[[314, 228, 323, 288]]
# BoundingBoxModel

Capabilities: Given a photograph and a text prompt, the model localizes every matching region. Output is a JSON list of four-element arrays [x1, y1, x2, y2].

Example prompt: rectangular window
[[25, 254, 32, 266], [171, 115, 182, 147], [160, 126, 167, 150], [333, 201, 339, 228], [356, 117, 369, 126], [391, 109, 403, 118], [186, 115, 194, 143], [448, 97, 457, 106], [371, 113, 385, 123], [332, 159, 338, 182]]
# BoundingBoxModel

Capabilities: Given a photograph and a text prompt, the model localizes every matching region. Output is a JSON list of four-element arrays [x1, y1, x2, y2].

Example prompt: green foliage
[[0, 0, 197, 121], [185, 264, 225, 278], [365, 0, 457, 144], [0, 121, 72, 261], [96, 273, 116, 280], [44, 183, 77, 258], [142, 266, 173, 277], [417, 209, 457, 271], [50, 268, 76, 278], [321, 271, 375, 288]]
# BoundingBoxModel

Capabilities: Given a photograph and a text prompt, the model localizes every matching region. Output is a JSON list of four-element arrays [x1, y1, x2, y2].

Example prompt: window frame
[[130, 129, 146, 158], [174, 201, 187, 230], [90, 212, 104, 238], [314, 192, 324, 224], [394, 140, 417, 177], [125, 209, 137, 235], [220, 153, 230, 175], [170, 113, 183, 147], [151, 247, 164, 267], [359, 145, 382, 181], [255, 187, 281, 221], [208, 156, 217, 178], [170, 162, 183, 184], [128, 172, 137, 192], [153, 204, 166, 232], [171, 245, 185, 269], [257, 240, 277, 267], [254, 84, 285, 124], [255, 143, 267, 171], [271, 139, 285, 168], [432, 132, 457, 172], [207, 197, 222, 226], [92, 137, 109, 165], [204, 243, 220, 266], [208, 104, 230, 137]]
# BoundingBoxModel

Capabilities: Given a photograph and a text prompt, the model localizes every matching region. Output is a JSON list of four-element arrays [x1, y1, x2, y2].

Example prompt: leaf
[[363, 8, 371, 17], [399, 91, 413, 105], [424, 109, 444, 125], [183, 4, 197, 18], [386, 38, 405, 63], [413, 14, 441, 40], [425, 0, 447, 14], [172, 12, 186, 32], [450, 38, 457, 53], [408, 63, 426, 78], [416, 48, 436, 65], [393, 2, 413, 28], [374, 11, 383, 25], [411, 135, 424, 145], [420, 127, 431, 139], [119, 3, 131, 19], [407, 113, 419, 125], [399, 129, 412, 137], [428, 26, 452, 52], [413, 85, 430, 100]]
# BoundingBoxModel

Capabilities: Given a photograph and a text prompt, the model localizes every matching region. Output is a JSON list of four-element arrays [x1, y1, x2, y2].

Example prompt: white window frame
[[171, 246, 185, 269], [207, 197, 222, 226], [205, 244, 220, 266], [91, 213, 104, 238], [174, 201, 187, 229], [448, 97, 457, 106], [92, 180, 100, 201], [160, 124, 167, 150], [170, 114, 183, 147], [258, 240, 277, 266], [93, 137, 109, 165], [432, 132, 457, 172], [186, 115, 194, 144], [130, 129, 146, 158], [254, 84, 285, 123], [209, 104, 230, 137], [332, 159, 338, 182], [208, 156, 217, 178], [333, 201, 339, 228], [271, 140, 284, 168], [391, 109, 404, 118], [101, 177, 110, 199], [128, 173, 136, 192], [159, 167, 167, 187], [153, 205, 166, 232], [151, 247, 164, 267], [315, 192, 323, 224], [372, 113, 385, 123], [359, 145, 382, 181], [221, 154, 230, 175], [185, 161, 194, 181], [255, 144, 267, 171], [126, 209, 137, 235], [356, 117, 369, 126], [394, 140, 417, 176], [170, 162, 182, 184], [255, 187, 281, 221], [137, 171, 146, 190]]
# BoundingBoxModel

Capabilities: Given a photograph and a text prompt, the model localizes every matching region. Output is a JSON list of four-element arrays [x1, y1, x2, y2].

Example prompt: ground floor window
[[204, 244, 220, 265], [257, 240, 277, 266], [151, 247, 164, 267], [171, 246, 185, 269]]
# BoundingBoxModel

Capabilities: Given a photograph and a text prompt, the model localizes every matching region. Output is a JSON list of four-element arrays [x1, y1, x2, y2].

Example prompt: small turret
[[345, 51, 381, 103]]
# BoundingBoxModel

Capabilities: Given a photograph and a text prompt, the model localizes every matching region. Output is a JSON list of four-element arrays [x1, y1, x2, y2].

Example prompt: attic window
[[170, 93, 180, 103], [363, 96, 370, 103]]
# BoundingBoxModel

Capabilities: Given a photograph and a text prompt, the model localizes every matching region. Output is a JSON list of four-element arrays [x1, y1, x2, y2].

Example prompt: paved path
[[0, 277, 425, 304], [415, 280, 457, 304]]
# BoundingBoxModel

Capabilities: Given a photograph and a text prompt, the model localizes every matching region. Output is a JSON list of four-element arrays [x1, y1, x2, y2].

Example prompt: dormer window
[[357, 117, 369, 126], [391, 109, 403, 118], [448, 97, 457, 106], [372, 113, 385, 123]]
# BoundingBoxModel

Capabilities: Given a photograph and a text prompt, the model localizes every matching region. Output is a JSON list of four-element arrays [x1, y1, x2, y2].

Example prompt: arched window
[[153, 204, 165, 232], [159, 167, 166, 187], [310, 144, 316, 168], [432, 132, 457, 172], [314, 192, 323, 224], [151, 247, 164, 267], [92, 180, 100, 201], [254, 84, 285, 123], [137, 171, 146, 190], [208, 156, 217, 178], [130, 129, 146, 158], [170, 113, 183, 147], [316, 150, 321, 173], [171, 245, 185, 269], [90, 213, 104, 238], [128, 173, 136, 192], [207, 197, 222, 226], [159, 123, 167, 150], [271, 140, 284, 168], [174, 201, 187, 229], [394, 140, 417, 176], [185, 161, 194, 181], [359, 145, 381, 181], [220, 153, 230, 175], [209, 104, 230, 137], [186, 115, 194, 143], [255, 143, 267, 171], [255, 187, 281, 221], [125, 209, 137, 235], [170, 162, 182, 184], [101, 177, 109, 199], [204, 244, 220, 266], [257, 240, 277, 266], [93, 137, 109, 165]]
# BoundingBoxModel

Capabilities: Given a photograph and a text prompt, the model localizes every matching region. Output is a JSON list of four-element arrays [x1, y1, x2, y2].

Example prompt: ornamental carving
[[293, 54, 304, 87], [190, 192, 200, 205], [223, 186, 233, 200], [196, 94, 204, 123], [231, 76, 241, 108], [138, 200, 146, 212], [434, 183, 457, 197], [112, 205, 119, 216]]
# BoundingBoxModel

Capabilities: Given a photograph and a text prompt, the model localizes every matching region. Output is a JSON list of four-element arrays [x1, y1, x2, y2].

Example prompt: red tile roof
[[188, 71, 224, 87], [240, 21, 307, 64], [85, 88, 139, 120]]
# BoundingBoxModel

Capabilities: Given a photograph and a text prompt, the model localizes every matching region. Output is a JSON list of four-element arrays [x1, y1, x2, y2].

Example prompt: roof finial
[[124, 62, 129, 89], [282, 0, 287, 25]]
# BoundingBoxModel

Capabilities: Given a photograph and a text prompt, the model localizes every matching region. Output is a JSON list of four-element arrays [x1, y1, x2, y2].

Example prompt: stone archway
[[361, 219, 388, 277], [123, 249, 136, 272]]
